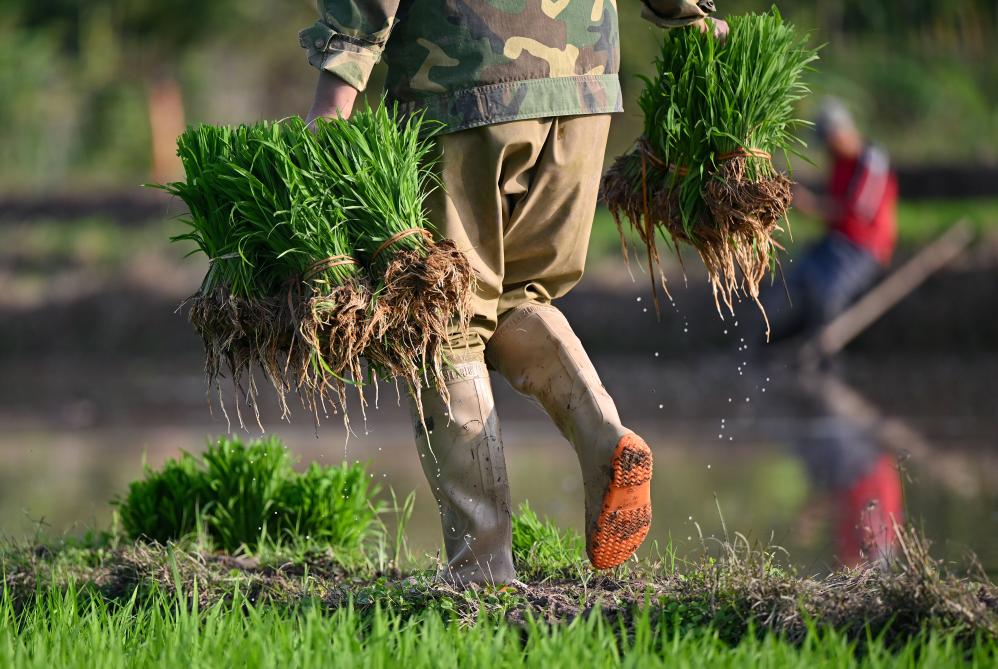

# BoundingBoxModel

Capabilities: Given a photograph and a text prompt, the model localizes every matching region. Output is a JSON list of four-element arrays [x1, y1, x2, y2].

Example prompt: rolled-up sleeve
[[641, 0, 716, 28], [298, 0, 399, 91]]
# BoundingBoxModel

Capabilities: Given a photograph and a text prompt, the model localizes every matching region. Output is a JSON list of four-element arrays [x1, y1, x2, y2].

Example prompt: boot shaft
[[411, 352, 515, 586]]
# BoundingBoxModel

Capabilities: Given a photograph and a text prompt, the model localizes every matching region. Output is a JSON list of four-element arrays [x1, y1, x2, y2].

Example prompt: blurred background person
[[765, 98, 899, 343]]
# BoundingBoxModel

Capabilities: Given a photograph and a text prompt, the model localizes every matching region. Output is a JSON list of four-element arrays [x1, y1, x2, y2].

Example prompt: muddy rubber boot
[[485, 303, 652, 570], [412, 351, 516, 587]]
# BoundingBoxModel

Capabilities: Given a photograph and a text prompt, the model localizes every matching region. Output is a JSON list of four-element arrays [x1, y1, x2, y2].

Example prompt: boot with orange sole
[[486, 303, 652, 569]]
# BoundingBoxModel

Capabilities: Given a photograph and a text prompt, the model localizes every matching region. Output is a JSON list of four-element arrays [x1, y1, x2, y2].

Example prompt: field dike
[[4, 523, 995, 648]]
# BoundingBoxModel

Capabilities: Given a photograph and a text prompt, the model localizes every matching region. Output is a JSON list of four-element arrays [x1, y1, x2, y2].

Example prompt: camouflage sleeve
[[298, 0, 398, 91], [641, 0, 716, 28]]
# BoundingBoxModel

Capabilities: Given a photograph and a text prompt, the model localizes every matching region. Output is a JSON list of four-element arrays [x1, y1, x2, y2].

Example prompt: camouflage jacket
[[300, 0, 717, 133]]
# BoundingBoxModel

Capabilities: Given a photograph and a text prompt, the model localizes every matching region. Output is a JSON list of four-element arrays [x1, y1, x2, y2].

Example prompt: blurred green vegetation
[[0, 0, 995, 191]]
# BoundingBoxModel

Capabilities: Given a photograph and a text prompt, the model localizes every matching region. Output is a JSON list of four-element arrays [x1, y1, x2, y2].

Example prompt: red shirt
[[826, 147, 898, 265]]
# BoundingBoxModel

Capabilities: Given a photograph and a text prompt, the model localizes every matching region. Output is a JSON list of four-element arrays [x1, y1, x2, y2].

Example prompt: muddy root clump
[[292, 281, 374, 420], [602, 149, 793, 333], [186, 288, 293, 428], [701, 156, 792, 319], [366, 240, 475, 408]]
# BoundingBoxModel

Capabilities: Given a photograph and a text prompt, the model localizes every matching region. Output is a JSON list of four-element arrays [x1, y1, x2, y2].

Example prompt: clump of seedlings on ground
[[159, 105, 473, 428], [601, 9, 818, 333]]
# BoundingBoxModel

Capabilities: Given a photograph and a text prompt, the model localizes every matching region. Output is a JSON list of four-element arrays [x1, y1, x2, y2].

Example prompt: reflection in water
[[791, 371, 903, 567]]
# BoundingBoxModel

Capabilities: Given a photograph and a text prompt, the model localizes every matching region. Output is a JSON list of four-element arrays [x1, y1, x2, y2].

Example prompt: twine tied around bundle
[[302, 255, 358, 284], [636, 138, 772, 178], [370, 228, 433, 263]]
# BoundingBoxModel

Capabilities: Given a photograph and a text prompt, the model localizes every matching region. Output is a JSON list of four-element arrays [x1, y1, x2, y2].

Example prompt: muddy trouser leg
[[442, 114, 652, 569], [417, 114, 648, 574], [412, 118, 562, 583]]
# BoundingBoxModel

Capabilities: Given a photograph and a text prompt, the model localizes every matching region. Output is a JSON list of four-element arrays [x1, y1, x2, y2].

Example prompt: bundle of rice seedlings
[[161, 105, 474, 428], [309, 106, 475, 406], [265, 119, 373, 420], [602, 9, 818, 331], [163, 120, 370, 426], [163, 123, 297, 426]]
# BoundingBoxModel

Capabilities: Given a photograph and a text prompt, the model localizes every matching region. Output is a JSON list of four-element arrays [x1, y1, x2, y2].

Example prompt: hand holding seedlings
[[695, 17, 729, 40]]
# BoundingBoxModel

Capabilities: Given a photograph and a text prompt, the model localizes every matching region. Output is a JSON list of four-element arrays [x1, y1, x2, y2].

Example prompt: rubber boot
[[412, 351, 516, 587], [485, 303, 652, 570]]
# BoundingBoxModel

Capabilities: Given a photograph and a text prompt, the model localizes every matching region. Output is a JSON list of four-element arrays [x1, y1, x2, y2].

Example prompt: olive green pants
[[425, 114, 613, 354]]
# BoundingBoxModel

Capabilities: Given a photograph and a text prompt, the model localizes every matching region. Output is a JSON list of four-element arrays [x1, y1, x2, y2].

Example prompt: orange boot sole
[[588, 434, 653, 570]]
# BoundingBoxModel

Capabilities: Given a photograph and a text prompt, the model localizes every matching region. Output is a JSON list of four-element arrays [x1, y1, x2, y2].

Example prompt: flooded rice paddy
[[1, 352, 994, 574]]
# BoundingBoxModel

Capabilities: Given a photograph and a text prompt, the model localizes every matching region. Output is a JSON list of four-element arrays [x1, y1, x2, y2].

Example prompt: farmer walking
[[766, 98, 899, 343], [301, 0, 727, 585]]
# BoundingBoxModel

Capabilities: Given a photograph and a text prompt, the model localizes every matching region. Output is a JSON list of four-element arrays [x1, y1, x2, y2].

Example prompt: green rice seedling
[[255, 119, 375, 422], [511, 502, 586, 578], [114, 436, 384, 553], [602, 9, 818, 331], [308, 105, 475, 407]]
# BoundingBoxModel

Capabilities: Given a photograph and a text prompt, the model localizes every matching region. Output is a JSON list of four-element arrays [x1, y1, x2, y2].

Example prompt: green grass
[[3, 441, 994, 659], [1, 585, 994, 668], [2, 438, 996, 667], [511, 501, 586, 579]]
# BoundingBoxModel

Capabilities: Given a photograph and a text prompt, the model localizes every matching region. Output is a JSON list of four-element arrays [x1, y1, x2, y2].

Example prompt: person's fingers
[[305, 105, 352, 130], [712, 18, 729, 41]]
